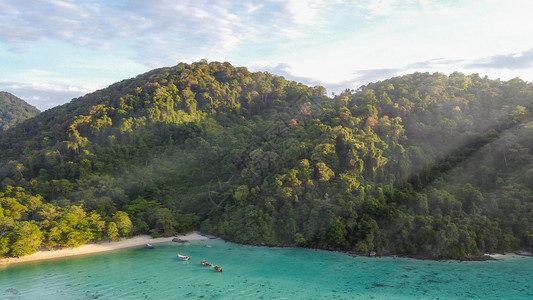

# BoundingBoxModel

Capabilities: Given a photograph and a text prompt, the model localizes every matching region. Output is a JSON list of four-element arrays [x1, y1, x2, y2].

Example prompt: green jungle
[[0, 61, 532, 259], [0, 91, 40, 133]]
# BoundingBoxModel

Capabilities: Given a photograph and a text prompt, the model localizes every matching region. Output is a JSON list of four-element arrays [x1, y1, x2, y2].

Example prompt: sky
[[1, 0, 533, 111]]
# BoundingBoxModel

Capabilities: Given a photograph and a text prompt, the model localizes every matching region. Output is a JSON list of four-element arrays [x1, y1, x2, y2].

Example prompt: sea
[[0, 239, 531, 299]]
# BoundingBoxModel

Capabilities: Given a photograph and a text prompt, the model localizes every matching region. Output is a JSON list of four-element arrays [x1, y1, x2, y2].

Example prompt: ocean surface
[[0, 239, 531, 299]]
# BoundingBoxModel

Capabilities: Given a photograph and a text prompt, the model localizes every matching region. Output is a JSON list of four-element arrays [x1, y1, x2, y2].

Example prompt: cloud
[[0, 1, 18, 15], [352, 0, 445, 20], [466, 49, 533, 70], [0, 1, 245, 65], [252, 63, 329, 87], [282, 0, 329, 25], [0, 81, 92, 111], [2, 0, 533, 110], [356, 0, 403, 17], [0, 0, 452, 71], [0, 1, 112, 49], [0, 0, 333, 68], [353, 68, 403, 86], [4, 0, 409, 68], [252, 63, 399, 95], [407, 58, 466, 69]]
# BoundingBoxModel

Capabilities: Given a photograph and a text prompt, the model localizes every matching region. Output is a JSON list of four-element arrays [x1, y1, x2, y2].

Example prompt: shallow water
[[0, 239, 531, 299]]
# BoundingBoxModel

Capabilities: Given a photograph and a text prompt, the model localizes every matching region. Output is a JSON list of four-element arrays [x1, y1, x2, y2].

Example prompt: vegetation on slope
[[0, 61, 531, 258], [0, 91, 40, 133]]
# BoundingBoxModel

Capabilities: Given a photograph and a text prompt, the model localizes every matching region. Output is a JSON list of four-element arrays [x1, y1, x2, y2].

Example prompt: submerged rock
[[172, 237, 188, 243], [514, 250, 533, 257]]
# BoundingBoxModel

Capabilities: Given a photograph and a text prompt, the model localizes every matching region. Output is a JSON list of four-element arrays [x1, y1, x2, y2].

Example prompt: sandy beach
[[1, 231, 210, 265], [486, 253, 524, 260]]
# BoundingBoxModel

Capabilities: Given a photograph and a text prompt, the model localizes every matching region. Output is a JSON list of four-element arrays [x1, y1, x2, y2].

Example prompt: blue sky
[[1, 0, 533, 111]]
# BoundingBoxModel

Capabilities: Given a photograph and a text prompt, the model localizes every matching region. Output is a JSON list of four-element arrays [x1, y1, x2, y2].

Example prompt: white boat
[[177, 254, 191, 261], [146, 243, 154, 249]]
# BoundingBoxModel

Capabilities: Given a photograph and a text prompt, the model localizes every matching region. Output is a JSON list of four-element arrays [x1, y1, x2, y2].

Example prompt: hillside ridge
[[0, 61, 531, 259], [0, 91, 40, 133]]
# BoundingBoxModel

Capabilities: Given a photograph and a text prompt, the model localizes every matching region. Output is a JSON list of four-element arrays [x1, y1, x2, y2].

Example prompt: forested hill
[[0, 61, 532, 259], [0, 91, 40, 133]]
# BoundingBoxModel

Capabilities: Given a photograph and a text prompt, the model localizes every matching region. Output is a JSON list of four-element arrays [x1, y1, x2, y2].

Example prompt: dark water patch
[[371, 283, 394, 288], [5, 288, 19, 294]]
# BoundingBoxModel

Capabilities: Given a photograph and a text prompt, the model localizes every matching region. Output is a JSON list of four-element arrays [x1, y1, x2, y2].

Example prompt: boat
[[146, 243, 154, 249], [172, 237, 189, 243], [201, 260, 213, 267], [177, 254, 191, 261]]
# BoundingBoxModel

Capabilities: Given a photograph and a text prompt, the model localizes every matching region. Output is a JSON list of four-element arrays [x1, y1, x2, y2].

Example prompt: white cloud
[[357, 0, 402, 17], [0, 2, 18, 15], [0, 1, 257, 65], [1, 0, 533, 109], [0, 81, 94, 110], [466, 49, 533, 70], [283, 0, 328, 25], [245, 3, 263, 14]]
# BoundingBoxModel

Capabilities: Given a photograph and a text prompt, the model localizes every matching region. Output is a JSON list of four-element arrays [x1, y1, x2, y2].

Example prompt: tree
[[9, 221, 43, 257], [106, 222, 119, 241], [327, 218, 347, 247], [112, 211, 132, 237], [234, 185, 249, 205], [0, 62, 532, 259], [155, 208, 177, 236], [0, 186, 29, 220], [0, 236, 9, 256], [316, 162, 335, 182], [460, 184, 484, 214], [86, 211, 106, 240]]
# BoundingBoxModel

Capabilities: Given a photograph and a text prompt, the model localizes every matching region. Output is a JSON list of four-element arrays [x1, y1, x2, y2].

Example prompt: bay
[[0, 239, 531, 299]]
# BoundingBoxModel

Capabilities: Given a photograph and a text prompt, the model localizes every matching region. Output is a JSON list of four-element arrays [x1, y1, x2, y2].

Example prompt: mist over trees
[[0, 61, 531, 259]]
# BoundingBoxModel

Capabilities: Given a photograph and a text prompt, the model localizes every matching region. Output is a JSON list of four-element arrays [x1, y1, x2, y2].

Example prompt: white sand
[[486, 253, 518, 260], [1, 231, 210, 265]]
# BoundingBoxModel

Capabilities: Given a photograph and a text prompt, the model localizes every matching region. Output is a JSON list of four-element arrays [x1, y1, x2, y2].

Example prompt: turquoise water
[[0, 239, 531, 299]]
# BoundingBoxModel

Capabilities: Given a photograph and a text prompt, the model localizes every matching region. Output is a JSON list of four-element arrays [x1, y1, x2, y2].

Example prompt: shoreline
[[354, 251, 531, 261], [226, 240, 532, 262], [2, 232, 529, 266], [1, 231, 210, 266]]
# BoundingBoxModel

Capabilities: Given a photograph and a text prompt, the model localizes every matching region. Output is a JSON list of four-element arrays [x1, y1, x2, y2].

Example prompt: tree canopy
[[0, 91, 40, 133], [0, 62, 531, 259]]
